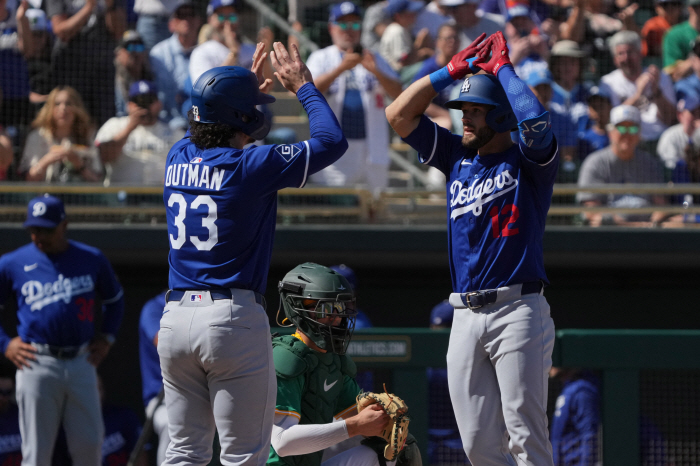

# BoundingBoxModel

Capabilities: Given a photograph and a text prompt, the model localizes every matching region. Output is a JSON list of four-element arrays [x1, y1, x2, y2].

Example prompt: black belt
[[166, 289, 265, 306], [32, 343, 86, 360], [460, 281, 543, 310]]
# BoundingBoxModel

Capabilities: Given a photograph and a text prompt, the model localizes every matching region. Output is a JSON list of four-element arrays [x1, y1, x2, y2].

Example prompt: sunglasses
[[217, 14, 238, 23], [125, 43, 145, 53], [615, 125, 640, 135], [334, 21, 361, 31]]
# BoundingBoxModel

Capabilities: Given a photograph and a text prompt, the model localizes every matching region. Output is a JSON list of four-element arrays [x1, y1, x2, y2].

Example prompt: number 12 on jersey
[[489, 204, 519, 238], [168, 193, 219, 251]]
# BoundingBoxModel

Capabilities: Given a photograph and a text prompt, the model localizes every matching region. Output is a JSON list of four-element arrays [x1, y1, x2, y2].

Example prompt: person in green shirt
[[662, 0, 700, 79], [268, 262, 391, 466]]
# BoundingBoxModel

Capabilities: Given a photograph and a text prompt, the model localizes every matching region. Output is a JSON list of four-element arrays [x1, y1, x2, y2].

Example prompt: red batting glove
[[476, 32, 513, 76], [446, 32, 487, 80]]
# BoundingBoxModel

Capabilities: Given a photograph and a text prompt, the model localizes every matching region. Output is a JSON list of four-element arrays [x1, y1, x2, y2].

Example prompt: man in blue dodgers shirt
[[161, 41, 348, 466], [0, 194, 124, 466], [386, 31, 558, 466]]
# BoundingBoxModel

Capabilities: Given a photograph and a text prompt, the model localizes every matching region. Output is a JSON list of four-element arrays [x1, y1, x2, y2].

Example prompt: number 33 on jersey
[[164, 139, 312, 293]]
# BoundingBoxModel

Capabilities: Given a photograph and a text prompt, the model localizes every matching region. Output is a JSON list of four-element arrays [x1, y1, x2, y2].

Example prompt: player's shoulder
[[272, 335, 315, 379], [67, 240, 106, 258], [339, 353, 357, 379], [0, 243, 35, 269]]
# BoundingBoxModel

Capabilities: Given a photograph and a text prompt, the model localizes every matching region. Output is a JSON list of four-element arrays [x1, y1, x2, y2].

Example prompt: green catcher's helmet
[[278, 262, 357, 354]]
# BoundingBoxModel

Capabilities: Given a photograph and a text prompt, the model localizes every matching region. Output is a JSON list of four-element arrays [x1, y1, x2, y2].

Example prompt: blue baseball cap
[[329, 2, 362, 22], [677, 94, 700, 112], [430, 300, 454, 327], [524, 68, 553, 88], [385, 0, 424, 18], [25, 8, 49, 32], [586, 85, 612, 102], [129, 80, 158, 99], [330, 264, 357, 290], [24, 194, 66, 228], [507, 4, 530, 21], [207, 0, 236, 16]]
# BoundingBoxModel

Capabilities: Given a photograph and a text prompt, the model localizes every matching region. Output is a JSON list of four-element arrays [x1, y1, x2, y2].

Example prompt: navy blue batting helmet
[[445, 74, 517, 133], [190, 66, 276, 140]]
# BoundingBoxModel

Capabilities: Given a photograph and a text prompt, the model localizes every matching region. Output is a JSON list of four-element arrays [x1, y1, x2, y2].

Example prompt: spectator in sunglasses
[[189, 0, 258, 83], [95, 80, 184, 185], [577, 105, 668, 227], [114, 30, 154, 118]]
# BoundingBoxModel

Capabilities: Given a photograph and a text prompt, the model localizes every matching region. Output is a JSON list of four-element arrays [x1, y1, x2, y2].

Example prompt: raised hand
[[251, 42, 274, 94], [270, 42, 312, 94], [447, 32, 487, 80], [476, 31, 513, 76]]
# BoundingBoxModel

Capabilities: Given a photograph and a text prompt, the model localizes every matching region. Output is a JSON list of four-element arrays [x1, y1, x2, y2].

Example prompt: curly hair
[[32, 86, 93, 146], [187, 109, 241, 149]]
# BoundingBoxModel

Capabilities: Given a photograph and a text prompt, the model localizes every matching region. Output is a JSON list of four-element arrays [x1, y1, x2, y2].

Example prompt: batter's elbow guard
[[517, 111, 553, 150]]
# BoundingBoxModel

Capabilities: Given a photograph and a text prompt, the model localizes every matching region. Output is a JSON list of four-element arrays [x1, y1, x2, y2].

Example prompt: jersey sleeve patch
[[275, 144, 303, 163]]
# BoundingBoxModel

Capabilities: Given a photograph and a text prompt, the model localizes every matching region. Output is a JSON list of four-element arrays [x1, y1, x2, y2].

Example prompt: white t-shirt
[[19, 128, 102, 182], [379, 23, 412, 72], [95, 117, 185, 184], [599, 68, 676, 141], [189, 39, 255, 83], [656, 123, 700, 169]]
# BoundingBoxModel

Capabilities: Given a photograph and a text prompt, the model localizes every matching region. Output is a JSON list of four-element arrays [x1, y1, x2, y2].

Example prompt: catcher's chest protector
[[273, 336, 355, 466]]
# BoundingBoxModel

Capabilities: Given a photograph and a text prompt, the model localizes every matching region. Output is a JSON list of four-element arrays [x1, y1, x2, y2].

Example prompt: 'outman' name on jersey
[[165, 163, 225, 191], [22, 274, 95, 312]]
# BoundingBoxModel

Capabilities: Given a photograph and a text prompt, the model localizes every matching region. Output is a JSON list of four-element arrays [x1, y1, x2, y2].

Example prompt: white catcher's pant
[[159, 289, 276, 466], [447, 284, 555, 466]]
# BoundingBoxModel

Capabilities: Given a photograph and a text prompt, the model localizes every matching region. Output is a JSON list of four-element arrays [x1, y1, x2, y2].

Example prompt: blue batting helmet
[[190, 66, 276, 140], [445, 74, 517, 133]]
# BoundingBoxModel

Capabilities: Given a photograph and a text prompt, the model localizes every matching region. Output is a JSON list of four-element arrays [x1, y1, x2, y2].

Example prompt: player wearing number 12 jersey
[[387, 32, 558, 465], [160, 42, 347, 466]]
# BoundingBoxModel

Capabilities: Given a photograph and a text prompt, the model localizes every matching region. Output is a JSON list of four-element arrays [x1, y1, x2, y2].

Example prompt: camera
[[352, 44, 363, 54]]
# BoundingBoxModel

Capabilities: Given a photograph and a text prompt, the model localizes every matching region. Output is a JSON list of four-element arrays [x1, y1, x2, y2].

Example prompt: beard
[[462, 125, 496, 150]]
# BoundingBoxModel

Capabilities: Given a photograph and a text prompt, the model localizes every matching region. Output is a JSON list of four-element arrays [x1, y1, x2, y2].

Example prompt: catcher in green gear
[[268, 263, 392, 466]]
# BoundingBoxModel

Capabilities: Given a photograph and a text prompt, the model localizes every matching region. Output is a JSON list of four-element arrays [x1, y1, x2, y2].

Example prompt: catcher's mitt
[[356, 386, 410, 461]]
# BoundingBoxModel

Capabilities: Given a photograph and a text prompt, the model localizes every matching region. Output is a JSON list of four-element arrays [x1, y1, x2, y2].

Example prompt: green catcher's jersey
[[267, 334, 360, 466]]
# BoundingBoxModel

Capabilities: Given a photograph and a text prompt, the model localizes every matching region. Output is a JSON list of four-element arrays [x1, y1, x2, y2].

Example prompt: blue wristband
[[429, 66, 453, 92]]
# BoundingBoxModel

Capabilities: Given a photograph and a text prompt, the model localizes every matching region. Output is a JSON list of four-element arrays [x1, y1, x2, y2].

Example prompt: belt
[[452, 281, 543, 311], [166, 289, 265, 307], [32, 343, 88, 360]]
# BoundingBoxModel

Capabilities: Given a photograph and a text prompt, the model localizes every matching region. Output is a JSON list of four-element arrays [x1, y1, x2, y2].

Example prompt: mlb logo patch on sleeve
[[191, 294, 202, 302], [275, 145, 302, 162]]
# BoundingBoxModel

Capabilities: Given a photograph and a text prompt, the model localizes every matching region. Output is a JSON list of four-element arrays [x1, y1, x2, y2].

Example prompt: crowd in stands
[[3, 0, 700, 225]]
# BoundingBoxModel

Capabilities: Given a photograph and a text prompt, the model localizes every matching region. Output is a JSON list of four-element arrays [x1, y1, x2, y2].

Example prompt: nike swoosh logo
[[24, 263, 38, 272], [461, 160, 472, 165], [323, 379, 338, 392]]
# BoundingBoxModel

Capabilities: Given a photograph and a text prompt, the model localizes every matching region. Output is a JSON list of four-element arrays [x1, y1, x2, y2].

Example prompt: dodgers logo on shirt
[[275, 145, 302, 163], [191, 294, 202, 302], [449, 170, 519, 220]]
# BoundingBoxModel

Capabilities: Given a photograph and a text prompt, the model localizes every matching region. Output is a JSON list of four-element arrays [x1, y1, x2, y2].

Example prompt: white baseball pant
[[159, 289, 276, 466], [447, 284, 555, 466]]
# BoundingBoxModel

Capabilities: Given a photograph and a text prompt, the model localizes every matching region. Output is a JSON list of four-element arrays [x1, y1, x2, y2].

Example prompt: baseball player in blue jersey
[[138, 291, 168, 466], [0, 194, 125, 466], [160, 40, 348, 466], [386, 31, 558, 466]]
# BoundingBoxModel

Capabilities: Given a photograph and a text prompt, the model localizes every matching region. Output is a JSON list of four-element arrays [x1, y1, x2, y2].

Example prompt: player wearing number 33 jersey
[[387, 32, 558, 466], [161, 41, 348, 466]]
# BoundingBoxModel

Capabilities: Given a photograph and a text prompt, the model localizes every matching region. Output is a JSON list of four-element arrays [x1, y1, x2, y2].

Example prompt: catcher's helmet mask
[[190, 66, 275, 140], [277, 263, 357, 354]]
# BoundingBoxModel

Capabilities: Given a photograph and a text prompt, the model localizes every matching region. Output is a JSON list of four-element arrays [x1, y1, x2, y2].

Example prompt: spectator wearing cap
[[19, 86, 103, 182], [440, 0, 499, 50], [600, 30, 676, 150], [412, 23, 460, 130], [46, 0, 127, 126], [577, 105, 667, 227], [134, 0, 186, 50], [549, 40, 589, 131], [663, 0, 700, 78], [656, 94, 700, 170], [96, 80, 184, 185], [379, 0, 433, 77], [504, 3, 549, 77], [641, 0, 683, 59], [307, 2, 401, 194], [150, 1, 202, 128], [577, 85, 612, 159], [114, 30, 153, 118], [15, 3, 54, 105], [189, 0, 257, 83], [524, 67, 578, 180]]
